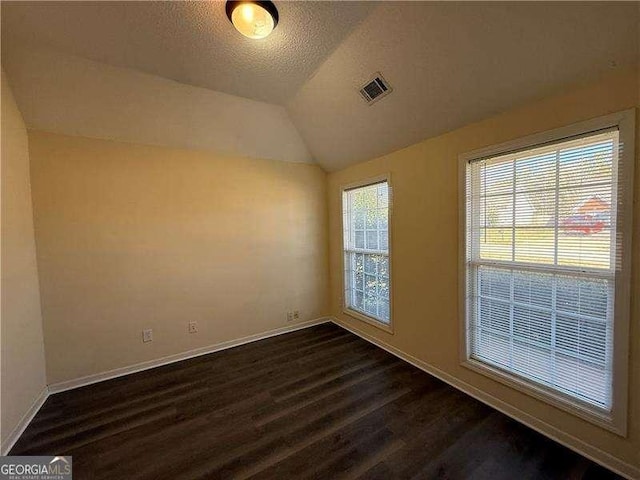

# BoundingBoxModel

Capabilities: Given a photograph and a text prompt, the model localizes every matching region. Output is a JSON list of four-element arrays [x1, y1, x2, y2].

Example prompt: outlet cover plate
[[143, 329, 153, 343]]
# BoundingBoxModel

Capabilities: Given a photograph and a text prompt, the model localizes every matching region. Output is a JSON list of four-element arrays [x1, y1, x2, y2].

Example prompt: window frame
[[341, 174, 394, 334], [458, 110, 635, 436]]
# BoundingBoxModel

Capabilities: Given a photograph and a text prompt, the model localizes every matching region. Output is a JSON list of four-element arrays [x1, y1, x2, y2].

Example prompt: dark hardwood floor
[[11, 323, 621, 479]]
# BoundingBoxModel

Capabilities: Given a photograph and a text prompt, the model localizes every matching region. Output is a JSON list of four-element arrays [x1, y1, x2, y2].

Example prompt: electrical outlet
[[293, 311, 300, 320], [189, 321, 198, 334], [142, 329, 153, 343], [286, 312, 294, 322]]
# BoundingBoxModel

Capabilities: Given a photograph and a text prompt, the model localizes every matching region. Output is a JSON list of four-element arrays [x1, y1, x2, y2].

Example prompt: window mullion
[[470, 259, 614, 280]]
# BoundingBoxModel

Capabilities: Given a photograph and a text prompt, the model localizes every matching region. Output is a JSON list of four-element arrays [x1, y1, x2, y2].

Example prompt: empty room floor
[[10, 323, 620, 479]]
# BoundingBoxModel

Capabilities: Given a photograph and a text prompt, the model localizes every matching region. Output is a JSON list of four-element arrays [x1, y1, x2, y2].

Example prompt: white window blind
[[465, 129, 622, 412], [343, 181, 390, 325]]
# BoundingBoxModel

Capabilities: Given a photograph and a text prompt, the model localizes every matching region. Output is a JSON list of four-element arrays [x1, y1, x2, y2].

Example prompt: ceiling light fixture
[[225, 1, 279, 40]]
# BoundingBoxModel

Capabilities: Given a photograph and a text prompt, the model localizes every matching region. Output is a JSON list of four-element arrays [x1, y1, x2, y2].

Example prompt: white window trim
[[341, 173, 394, 334], [458, 109, 635, 436]]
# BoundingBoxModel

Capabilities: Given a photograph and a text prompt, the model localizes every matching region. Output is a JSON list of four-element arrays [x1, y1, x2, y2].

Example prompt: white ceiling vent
[[359, 73, 392, 105]]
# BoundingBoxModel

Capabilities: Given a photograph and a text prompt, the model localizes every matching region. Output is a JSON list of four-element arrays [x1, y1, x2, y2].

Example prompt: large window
[[461, 111, 634, 434], [342, 178, 391, 330]]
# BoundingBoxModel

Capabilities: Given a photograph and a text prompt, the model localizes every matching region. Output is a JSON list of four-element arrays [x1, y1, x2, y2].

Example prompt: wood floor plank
[[9, 323, 623, 479]]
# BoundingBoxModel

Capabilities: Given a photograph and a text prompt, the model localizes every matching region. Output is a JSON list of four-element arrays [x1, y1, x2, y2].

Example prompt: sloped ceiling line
[[2, 2, 638, 171]]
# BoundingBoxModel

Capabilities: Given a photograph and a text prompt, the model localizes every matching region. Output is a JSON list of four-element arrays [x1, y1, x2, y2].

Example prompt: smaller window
[[342, 178, 391, 329]]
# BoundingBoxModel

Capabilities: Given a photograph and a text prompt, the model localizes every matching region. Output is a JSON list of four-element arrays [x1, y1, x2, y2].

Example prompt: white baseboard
[[9, 317, 636, 478], [4, 318, 329, 454], [331, 317, 640, 480], [48, 317, 331, 394], [1, 386, 49, 455]]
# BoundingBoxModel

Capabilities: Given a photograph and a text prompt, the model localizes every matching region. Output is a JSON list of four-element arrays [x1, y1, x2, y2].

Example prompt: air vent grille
[[359, 73, 392, 105]]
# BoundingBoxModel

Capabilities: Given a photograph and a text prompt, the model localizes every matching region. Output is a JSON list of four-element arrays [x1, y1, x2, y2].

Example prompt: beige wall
[[0, 70, 47, 451], [28, 132, 328, 385], [328, 68, 640, 476], [4, 42, 637, 475]]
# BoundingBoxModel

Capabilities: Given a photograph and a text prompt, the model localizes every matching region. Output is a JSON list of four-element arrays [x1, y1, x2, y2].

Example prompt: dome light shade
[[226, 1, 279, 40]]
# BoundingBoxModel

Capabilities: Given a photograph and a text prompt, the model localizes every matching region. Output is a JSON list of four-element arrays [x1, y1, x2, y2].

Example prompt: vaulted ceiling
[[1, 1, 375, 105], [2, 1, 638, 171], [288, 2, 639, 170]]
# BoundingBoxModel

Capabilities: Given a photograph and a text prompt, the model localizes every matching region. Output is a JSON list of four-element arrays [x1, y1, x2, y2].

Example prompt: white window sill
[[343, 308, 393, 334], [461, 357, 625, 436]]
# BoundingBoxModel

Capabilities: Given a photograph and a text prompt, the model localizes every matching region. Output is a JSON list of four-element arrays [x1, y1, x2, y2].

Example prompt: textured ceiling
[[0, 1, 375, 105], [2, 2, 638, 171], [287, 2, 640, 171], [2, 45, 313, 164]]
